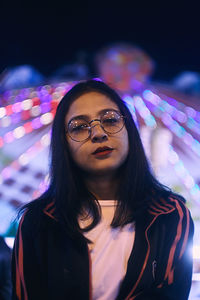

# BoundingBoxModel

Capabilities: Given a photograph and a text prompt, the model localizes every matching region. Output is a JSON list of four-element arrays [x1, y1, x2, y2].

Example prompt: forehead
[[65, 92, 119, 121]]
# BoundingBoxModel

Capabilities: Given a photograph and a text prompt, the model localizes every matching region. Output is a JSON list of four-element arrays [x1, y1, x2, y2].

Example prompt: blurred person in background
[[12, 80, 193, 300], [0, 236, 12, 300]]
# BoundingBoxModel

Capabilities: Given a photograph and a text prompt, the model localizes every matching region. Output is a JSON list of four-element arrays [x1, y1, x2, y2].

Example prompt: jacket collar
[[43, 201, 57, 220], [43, 197, 176, 221]]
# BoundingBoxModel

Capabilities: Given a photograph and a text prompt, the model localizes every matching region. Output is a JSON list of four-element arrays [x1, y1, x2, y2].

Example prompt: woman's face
[[65, 92, 129, 176]]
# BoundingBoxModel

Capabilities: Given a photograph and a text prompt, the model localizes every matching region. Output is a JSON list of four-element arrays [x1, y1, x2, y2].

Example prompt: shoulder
[[17, 197, 54, 236], [149, 192, 191, 217], [148, 193, 194, 241]]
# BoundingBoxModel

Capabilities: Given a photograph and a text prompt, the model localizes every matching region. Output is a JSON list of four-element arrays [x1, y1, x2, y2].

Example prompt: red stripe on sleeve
[[44, 201, 54, 211], [17, 213, 28, 300], [179, 205, 190, 259], [87, 246, 92, 300], [125, 216, 158, 299], [164, 199, 184, 284], [156, 198, 174, 211]]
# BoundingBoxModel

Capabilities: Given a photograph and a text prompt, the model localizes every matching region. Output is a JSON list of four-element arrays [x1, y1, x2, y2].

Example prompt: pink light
[[12, 102, 22, 113], [32, 97, 40, 106], [4, 132, 14, 143], [1, 167, 11, 179], [0, 137, 3, 147], [6, 105, 13, 116], [10, 161, 19, 170], [24, 122, 33, 133], [21, 110, 30, 121], [51, 100, 59, 110]]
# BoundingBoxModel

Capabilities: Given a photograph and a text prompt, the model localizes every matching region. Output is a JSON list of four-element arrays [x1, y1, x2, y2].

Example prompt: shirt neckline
[[98, 200, 117, 207]]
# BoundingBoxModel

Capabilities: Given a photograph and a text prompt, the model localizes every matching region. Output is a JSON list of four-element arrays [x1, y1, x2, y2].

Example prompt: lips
[[92, 146, 114, 155]]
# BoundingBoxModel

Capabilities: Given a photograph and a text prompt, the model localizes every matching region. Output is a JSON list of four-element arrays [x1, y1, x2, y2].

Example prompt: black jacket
[[12, 196, 194, 300], [0, 236, 12, 300]]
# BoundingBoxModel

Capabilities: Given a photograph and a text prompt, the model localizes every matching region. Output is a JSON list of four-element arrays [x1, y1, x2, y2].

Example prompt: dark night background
[[0, 0, 199, 82]]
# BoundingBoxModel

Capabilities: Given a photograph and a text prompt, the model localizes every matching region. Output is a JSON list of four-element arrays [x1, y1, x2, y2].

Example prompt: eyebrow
[[68, 108, 120, 124]]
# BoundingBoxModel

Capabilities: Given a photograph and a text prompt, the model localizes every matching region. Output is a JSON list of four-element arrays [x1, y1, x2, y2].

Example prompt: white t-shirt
[[79, 200, 135, 300]]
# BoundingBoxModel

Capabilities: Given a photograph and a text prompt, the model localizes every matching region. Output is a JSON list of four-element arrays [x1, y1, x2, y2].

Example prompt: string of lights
[[131, 94, 200, 203], [139, 93, 200, 158], [0, 111, 54, 147], [0, 82, 75, 129], [168, 146, 200, 203], [143, 90, 200, 135], [0, 131, 51, 184]]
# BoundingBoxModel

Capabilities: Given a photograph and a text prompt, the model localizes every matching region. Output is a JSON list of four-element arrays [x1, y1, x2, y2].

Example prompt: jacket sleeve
[[0, 251, 12, 300], [154, 199, 194, 300], [11, 212, 44, 300]]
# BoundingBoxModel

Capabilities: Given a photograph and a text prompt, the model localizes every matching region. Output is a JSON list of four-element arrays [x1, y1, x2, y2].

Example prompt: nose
[[90, 123, 108, 143]]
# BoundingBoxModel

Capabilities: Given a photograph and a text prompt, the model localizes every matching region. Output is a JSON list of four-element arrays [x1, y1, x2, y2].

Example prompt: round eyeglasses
[[66, 110, 125, 142]]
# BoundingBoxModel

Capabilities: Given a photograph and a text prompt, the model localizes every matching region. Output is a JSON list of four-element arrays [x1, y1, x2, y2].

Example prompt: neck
[[85, 173, 119, 200]]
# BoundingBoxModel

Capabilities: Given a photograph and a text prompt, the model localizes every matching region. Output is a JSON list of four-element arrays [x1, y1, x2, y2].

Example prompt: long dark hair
[[19, 79, 173, 238]]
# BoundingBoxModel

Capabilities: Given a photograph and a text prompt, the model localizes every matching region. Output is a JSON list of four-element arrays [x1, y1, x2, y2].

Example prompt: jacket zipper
[[152, 260, 157, 280]]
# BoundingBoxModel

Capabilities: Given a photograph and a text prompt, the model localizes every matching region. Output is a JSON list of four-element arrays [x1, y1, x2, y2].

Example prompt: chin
[[86, 164, 120, 176]]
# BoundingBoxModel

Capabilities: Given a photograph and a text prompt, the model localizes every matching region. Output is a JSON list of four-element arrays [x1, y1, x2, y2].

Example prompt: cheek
[[67, 139, 87, 164], [120, 130, 129, 156], [67, 138, 78, 160]]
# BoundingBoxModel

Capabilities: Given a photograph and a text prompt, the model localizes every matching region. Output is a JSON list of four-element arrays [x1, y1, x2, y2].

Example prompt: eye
[[102, 111, 121, 125], [68, 120, 89, 133], [103, 117, 118, 124], [72, 124, 88, 131]]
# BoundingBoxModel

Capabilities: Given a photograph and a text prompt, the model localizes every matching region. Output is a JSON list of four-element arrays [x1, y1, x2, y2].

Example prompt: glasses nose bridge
[[89, 118, 101, 126], [89, 118, 103, 131], [89, 118, 107, 138]]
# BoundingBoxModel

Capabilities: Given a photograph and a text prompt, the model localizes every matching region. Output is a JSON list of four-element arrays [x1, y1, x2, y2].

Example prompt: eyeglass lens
[[68, 110, 124, 142]]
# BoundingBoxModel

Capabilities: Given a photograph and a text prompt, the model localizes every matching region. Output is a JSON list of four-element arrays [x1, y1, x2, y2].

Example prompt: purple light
[[161, 113, 173, 126], [40, 94, 52, 103], [130, 79, 144, 91], [11, 113, 21, 124], [176, 111, 187, 123], [19, 88, 31, 99], [14, 95, 23, 103], [31, 117, 42, 129], [41, 102, 51, 113], [3, 91, 12, 100], [92, 77, 103, 81], [170, 122, 181, 135], [196, 112, 200, 122], [185, 107, 196, 118], [40, 88, 50, 98], [183, 133, 193, 145]]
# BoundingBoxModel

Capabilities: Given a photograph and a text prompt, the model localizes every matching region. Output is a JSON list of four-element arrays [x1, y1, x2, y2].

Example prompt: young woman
[[12, 80, 194, 300]]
